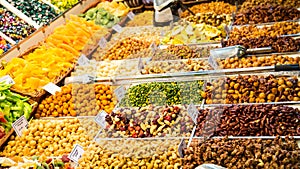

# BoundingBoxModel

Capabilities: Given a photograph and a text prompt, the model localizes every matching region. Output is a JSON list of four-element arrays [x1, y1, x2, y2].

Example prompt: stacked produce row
[[0, 0, 300, 168]]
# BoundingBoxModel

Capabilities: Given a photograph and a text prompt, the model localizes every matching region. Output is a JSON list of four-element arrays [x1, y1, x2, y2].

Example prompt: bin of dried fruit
[[216, 54, 300, 69], [79, 7, 120, 28], [195, 105, 300, 137], [120, 81, 204, 107], [45, 15, 104, 56], [96, 1, 129, 17], [183, 136, 300, 169], [126, 11, 154, 27], [0, 7, 36, 42], [240, 0, 300, 10], [0, 46, 76, 97], [0, 37, 11, 55], [78, 139, 182, 168], [6, 0, 60, 25], [35, 84, 117, 118], [141, 58, 212, 74], [98, 105, 194, 138], [0, 82, 34, 141], [161, 21, 226, 45], [234, 4, 300, 25], [48, 0, 80, 11], [0, 156, 74, 169], [1, 118, 91, 157], [184, 13, 232, 27], [153, 45, 219, 61], [230, 21, 300, 40], [180, 2, 236, 18], [222, 36, 300, 53], [78, 117, 100, 139], [203, 73, 300, 104]]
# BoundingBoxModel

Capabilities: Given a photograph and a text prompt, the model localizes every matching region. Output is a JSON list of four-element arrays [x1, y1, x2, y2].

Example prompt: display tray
[[0, 46, 76, 98], [0, 99, 38, 148], [203, 71, 300, 105], [231, 19, 300, 29]]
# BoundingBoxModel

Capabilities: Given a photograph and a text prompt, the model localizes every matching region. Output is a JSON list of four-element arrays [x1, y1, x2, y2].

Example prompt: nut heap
[[126, 11, 154, 27], [183, 137, 300, 169], [36, 84, 116, 117], [79, 118, 100, 139], [234, 4, 300, 25], [240, 0, 300, 10], [120, 81, 204, 107], [230, 22, 300, 40], [78, 141, 182, 169], [94, 37, 152, 61], [180, 2, 236, 18], [152, 45, 218, 61], [217, 55, 300, 69], [101, 105, 194, 138], [1, 119, 91, 157], [0, 7, 36, 42], [223, 36, 300, 53], [203, 74, 300, 104], [195, 105, 300, 137], [185, 13, 232, 27], [142, 59, 212, 74]]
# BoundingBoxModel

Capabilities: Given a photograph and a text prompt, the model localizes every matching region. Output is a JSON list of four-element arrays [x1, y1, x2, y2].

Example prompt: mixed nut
[[195, 105, 300, 137], [240, 0, 300, 10], [223, 36, 300, 53], [203, 74, 300, 104], [184, 13, 232, 27], [234, 4, 300, 25], [229, 21, 300, 40], [126, 11, 154, 27], [141, 59, 212, 74], [100, 105, 194, 138], [180, 2, 236, 18], [217, 54, 300, 69], [0, 37, 11, 55], [120, 81, 204, 107], [183, 136, 300, 169]]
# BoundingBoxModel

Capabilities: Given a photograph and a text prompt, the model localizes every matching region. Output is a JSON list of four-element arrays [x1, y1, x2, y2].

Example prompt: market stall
[[0, 0, 299, 168]]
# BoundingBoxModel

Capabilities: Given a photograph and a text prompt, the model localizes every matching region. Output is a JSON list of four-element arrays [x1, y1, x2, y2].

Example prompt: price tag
[[0, 75, 15, 85], [150, 42, 157, 53], [127, 11, 135, 20], [208, 56, 219, 70], [178, 138, 187, 158], [98, 37, 107, 49], [68, 144, 84, 163], [187, 103, 199, 124], [43, 82, 61, 95], [12, 115, 28, 136], [112, 24, 123, 33], [65, 75, 94, 84], [78, 54, 90, 66], [94, 110, 108, 128], [114, 86, 126, 101]]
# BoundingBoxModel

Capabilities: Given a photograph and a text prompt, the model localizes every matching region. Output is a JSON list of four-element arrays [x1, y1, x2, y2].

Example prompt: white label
[[98, 37, 107, 49], [68, 144, 84, 163], [187, 103, 199, 124], [208, 56, 219, 70], [0, 75, 15, 85], [178, 138, 187, 158], [78, 54, 90, 66], [43, 82, 61, 95], [138, 57, 143, 70], [65, 75, 93, 84], [12, 115, 28, 137], [95, 110, 108, 128], [112, 24, 123, 33], [127, 11, 135, 20], [114, 86, 126, 101], [150, 42, 157, 53], [155, 7, 173, 22]]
